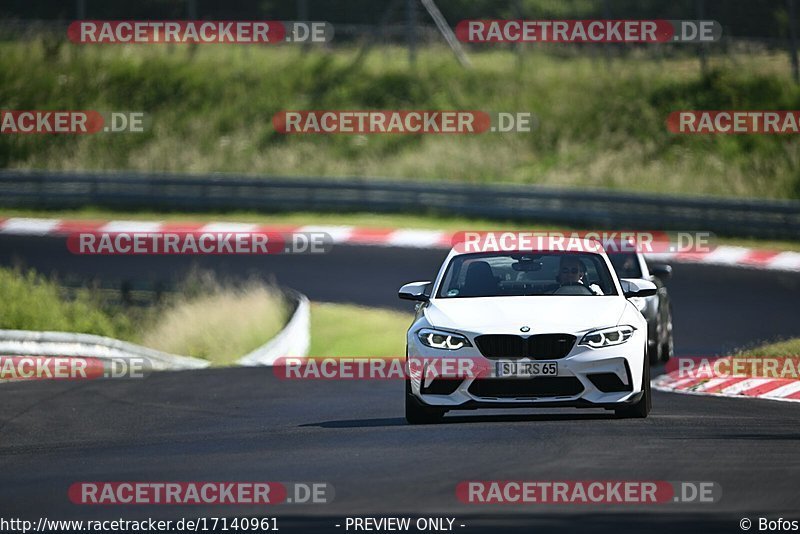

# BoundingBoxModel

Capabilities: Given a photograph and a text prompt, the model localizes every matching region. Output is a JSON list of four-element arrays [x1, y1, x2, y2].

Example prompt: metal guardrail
[[237, 290, 310, 366], [0, 329, 209, 370], [0, 290, 310, 371], [0, 170, 798, 239]]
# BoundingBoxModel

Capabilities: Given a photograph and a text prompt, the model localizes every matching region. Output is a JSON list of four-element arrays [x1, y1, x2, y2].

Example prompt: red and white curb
[[652, 361, 800, 404], [1, 217, 800, 271]]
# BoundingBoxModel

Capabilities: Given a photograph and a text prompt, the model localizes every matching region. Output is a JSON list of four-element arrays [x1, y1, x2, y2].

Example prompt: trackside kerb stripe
[[741, 249, 780, 265], [653, 358, 800, 404], [741, 379, 794, 396], [0, 217, 799, 270], [701, 378, 746, 393], [55, 220, 107, 233]]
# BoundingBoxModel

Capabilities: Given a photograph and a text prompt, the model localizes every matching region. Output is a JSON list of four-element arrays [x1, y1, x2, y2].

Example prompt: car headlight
[[417, 328, 471, 350], [580, 325, 635, 348]]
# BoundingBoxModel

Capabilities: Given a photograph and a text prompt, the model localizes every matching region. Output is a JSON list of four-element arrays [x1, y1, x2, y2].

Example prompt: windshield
[[437, 252, 618, 298], [608, 252, 643, 279]]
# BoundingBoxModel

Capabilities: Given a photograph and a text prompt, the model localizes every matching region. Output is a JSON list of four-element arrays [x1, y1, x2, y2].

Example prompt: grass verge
[[308, 302, 411, 357], [735, 338, 800, 358]]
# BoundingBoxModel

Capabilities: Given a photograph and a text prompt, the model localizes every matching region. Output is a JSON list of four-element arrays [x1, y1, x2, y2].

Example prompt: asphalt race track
[[0, 234, 799, 533]]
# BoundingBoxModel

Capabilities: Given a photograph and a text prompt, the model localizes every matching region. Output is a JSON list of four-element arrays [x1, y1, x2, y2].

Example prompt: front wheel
[[405, 380, 445, 424], [615, 353, 651, 419]]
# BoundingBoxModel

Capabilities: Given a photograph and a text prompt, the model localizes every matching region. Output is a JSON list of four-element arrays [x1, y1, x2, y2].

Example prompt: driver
[[557, 256, 604, 295]]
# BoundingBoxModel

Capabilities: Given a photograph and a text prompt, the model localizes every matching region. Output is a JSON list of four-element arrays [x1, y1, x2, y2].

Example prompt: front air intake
[[474, 334, 576, 360]]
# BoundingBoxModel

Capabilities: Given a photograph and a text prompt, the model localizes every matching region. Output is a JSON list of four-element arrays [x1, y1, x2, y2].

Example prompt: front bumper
[[407, 334, 646, 410]]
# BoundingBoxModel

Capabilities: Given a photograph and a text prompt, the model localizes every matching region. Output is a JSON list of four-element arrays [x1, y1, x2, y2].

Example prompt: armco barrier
[[237, 290, 310, 366], [0, 291, 310, 372], [0, 170, 798, 239], [0, 329, 209, 371]]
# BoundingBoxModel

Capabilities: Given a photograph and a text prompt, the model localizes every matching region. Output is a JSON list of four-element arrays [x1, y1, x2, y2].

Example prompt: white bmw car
[[399, 243, 657, 424]]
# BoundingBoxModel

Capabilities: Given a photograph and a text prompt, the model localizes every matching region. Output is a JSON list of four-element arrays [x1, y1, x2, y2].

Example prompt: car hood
[[425, 296, 628, 335]]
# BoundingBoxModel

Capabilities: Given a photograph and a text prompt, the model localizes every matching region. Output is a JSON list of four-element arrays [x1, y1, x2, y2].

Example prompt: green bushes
[[0, 268, 132, 337], [2, 41, 799, 198]]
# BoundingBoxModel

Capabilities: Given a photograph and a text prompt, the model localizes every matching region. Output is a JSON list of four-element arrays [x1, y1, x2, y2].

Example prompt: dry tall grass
[[140, 283, 288, 365]]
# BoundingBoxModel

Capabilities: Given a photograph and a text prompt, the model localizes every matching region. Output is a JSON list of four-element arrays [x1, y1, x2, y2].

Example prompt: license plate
[[495, 361, 558, 378]]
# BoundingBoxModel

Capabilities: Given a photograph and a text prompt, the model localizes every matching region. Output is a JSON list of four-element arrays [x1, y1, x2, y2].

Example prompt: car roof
[[446, 238, 611, 261]]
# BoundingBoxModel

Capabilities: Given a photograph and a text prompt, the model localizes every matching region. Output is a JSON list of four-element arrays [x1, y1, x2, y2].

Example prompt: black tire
[[649, 340, 661, 366], [660, 310, 674, 363], [405, 380, 445, 425], [660, 335, 674, 363], [615, 353, 651, 419]]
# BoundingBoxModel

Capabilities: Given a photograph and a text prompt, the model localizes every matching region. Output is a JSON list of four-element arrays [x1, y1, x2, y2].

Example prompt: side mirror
[[620, 278, 658, 299], [650, 263, 672, 282], [398, 281, 431, 302]]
